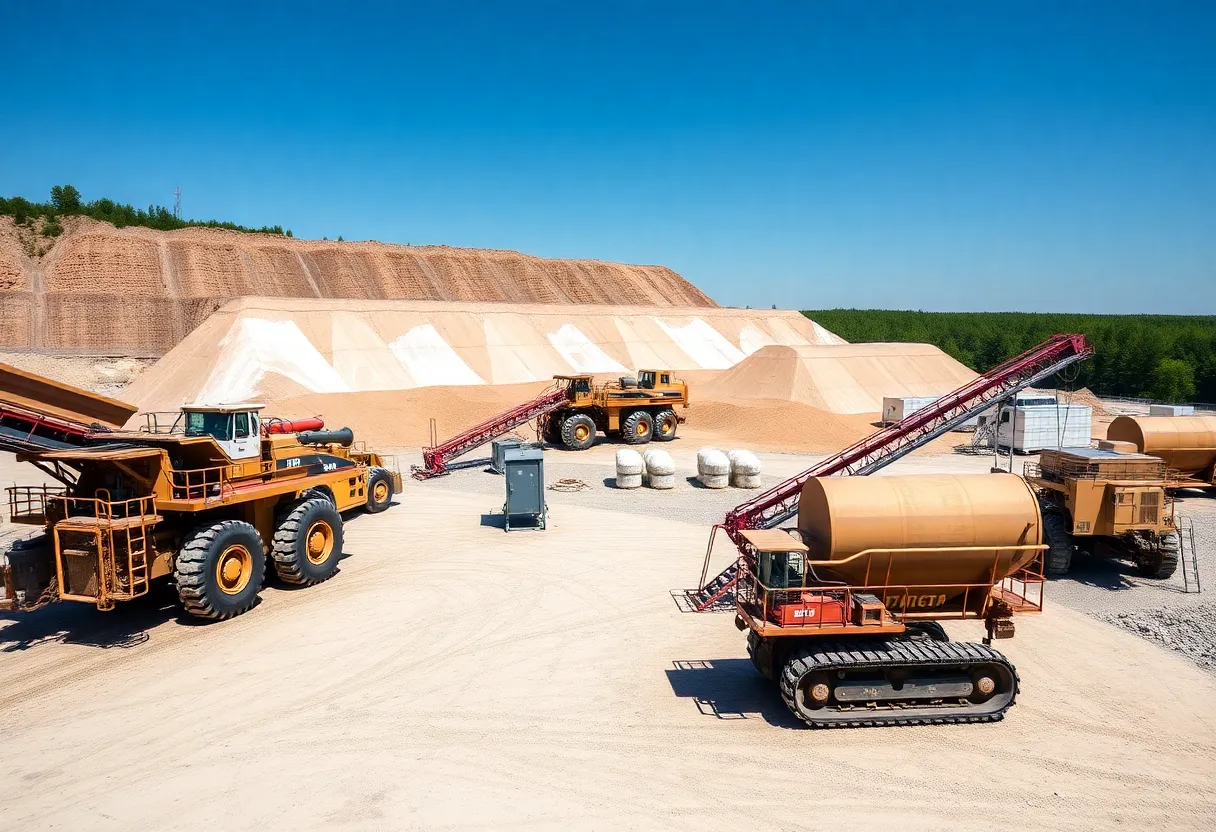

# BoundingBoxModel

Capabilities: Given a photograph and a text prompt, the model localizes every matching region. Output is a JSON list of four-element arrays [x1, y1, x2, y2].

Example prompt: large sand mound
[[702, 343, 977, 414], [0, 216, 714, 354], [122, 298, 844, 416]]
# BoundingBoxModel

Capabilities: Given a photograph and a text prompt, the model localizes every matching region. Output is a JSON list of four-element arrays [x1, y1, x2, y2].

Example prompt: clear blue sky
[[1, 1, 1213, 313]]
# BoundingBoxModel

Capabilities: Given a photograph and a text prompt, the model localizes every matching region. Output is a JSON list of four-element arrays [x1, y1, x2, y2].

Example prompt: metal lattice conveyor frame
[[687, 333, 1093, 610], [411, 386, 570, 480]]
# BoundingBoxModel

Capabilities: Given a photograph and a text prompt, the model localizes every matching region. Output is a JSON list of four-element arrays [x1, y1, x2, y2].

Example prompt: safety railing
[[6, 484, 69, 524], [139, 411, 184, 434], [167, 465, 234, 502], [737, 544, 1047, 634], [48, 492, 157, 525]]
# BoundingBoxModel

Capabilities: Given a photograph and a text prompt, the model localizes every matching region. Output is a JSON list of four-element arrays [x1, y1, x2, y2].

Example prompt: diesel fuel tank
[[796, 473, 1043, 612], [1106, 415, 1216, 479]]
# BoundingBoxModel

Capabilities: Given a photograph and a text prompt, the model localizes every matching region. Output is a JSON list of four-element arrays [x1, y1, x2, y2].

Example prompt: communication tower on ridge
[[173, 186, 182, 219]]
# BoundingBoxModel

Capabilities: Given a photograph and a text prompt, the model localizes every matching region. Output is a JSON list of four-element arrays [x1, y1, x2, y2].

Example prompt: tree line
[[0, 185, 291, 237], [802, 309, 1216, 404]]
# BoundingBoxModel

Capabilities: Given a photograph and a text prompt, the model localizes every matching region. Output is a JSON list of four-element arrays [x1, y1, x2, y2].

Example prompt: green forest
[[0, 185, 291, 237], [803, 310, 1216, 404]]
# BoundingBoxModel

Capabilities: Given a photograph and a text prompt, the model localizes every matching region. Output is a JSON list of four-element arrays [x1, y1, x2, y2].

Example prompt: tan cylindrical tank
[[1106, 415, 1216, 477], [796, 474, 1043, 612]]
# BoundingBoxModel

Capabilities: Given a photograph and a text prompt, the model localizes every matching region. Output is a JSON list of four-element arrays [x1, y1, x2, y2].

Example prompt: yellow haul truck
[[1024, 448, 1178, 579], [1, 377, 401, 620], [541, 369, 690, 449]]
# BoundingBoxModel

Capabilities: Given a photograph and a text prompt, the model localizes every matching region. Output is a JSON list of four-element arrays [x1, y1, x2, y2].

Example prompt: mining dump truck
[[0, 365, 401, 620], [1024, 447, 1179, 579], [414, 369, 690, 478], [541, 369, 689, 450]]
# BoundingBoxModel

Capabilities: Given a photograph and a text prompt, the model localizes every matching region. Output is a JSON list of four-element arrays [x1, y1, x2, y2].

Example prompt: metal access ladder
[[412, 386, 570, 479], [685, 333, 1095, 611], [1178, 515, 1203, 594]]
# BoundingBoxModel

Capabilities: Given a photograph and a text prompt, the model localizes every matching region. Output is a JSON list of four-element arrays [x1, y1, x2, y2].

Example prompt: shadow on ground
[[665, 658, 803, 728]]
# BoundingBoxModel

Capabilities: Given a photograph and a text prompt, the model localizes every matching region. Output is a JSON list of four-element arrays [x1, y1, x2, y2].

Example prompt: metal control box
[[503, 445, 546, 531], [490, 437, 522, 474]]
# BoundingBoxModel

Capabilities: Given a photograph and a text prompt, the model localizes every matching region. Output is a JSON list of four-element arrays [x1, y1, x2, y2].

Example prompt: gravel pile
[[1101, 604, 1216, 672]]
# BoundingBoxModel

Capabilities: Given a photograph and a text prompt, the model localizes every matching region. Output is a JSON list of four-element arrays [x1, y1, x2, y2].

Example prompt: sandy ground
[[1, 451, 1215, 829]]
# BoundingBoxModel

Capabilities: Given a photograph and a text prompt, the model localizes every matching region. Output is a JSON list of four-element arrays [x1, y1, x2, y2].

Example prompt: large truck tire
[[561, 413, 597, 451], [653, 409, 678, 442], [1136, 533, 1179, 579], [271, 498, 345, 586], [621, 410, 654, 445], [365, 467, 394, 513], [175, 521, 266, 620], [1041, 511, 1074, 576]]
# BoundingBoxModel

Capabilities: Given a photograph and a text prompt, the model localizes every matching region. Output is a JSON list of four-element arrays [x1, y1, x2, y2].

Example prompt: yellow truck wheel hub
[[373, 481, 389, 502], [216, 545, 253, 595], [306, 521, 334, 564]]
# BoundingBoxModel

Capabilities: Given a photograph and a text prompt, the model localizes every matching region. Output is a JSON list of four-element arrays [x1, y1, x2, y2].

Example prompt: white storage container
[[1149, 404, 1195, 417], [882, 395, 978, 429], [614, 449, 644, 489], [728, 449, 762, 489], [995, 403, 1092, 452], [644, 449, 675, 489]]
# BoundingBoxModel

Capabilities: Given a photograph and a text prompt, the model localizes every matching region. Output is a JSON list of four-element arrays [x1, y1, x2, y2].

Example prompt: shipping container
[[996, 403, 1092, 452], [1148, 404, 1196, 417]]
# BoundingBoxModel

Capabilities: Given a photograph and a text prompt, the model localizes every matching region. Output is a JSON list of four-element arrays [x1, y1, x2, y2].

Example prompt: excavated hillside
[[0, 216, 714, 355]]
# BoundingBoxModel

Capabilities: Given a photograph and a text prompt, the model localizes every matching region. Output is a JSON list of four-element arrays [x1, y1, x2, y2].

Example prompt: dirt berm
[[0, 216, 714, 354]]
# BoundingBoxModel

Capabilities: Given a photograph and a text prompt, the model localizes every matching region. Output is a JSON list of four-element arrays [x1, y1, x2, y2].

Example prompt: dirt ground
[[1, 450, 1214, 829]]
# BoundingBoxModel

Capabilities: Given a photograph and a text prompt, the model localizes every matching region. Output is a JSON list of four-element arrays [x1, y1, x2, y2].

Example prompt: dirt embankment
[[0, 216, 714, 355]]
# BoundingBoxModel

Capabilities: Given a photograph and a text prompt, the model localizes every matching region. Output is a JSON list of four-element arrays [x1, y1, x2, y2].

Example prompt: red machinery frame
[[687, 333, 1093, 610]]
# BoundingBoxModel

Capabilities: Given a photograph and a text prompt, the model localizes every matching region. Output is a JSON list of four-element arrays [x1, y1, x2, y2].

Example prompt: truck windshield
[[185, 411, 233, 441], [638, 372, 655, 389]]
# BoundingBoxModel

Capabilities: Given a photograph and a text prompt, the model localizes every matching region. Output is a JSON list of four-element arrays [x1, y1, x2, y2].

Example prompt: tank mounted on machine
[[1106, 415, 1216, 487]]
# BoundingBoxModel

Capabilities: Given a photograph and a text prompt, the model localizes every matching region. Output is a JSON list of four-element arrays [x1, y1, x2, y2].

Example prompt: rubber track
[[271, 498, 334, 586], [175, 521, 264, 620], [779, 637, 1020, 729]]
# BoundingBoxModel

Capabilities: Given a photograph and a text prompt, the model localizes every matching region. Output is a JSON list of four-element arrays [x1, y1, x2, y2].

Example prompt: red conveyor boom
[[688, 333, 1093, 610], [412, 386, 571, 479]]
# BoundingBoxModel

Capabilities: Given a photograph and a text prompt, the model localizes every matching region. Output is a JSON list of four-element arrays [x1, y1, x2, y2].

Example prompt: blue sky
[[1, 1, 1212, 312]]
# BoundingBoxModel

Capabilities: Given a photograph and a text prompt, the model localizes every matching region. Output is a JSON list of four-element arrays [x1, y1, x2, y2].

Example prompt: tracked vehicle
[[685, 334, 1093, 728], [0, 365, 401, 620], [1025, 448, 1179, 579]]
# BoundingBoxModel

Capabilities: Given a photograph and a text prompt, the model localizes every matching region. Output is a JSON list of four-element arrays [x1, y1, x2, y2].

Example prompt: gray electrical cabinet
[[490, 438, 522, 474], [502, 445, 546, 531]]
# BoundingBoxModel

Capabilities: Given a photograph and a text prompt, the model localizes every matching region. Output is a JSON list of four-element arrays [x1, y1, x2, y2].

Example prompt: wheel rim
[[575, 424, 590, 441], [635, 421, 649, 437], [306, 521, 335, 565], [215, 545, 253, 595], [373, 480, 389, 502], [659, 417, 674, 435]]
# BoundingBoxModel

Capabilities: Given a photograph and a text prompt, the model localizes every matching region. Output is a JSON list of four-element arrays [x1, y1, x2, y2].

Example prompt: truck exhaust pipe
[[296, 428, 354, 447]]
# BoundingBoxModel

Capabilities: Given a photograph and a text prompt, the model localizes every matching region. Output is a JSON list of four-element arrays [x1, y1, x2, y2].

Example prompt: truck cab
[[181, 403, 265, 461]]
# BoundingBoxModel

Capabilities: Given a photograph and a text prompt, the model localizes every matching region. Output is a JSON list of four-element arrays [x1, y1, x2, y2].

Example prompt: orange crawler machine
[[735, 473, 1046, 728]]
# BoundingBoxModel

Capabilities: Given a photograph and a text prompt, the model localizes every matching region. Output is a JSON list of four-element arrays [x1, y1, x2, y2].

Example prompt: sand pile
[[0, 216, 715, 354], [121, 298, 842, 416], [700, 343, 977, 414]]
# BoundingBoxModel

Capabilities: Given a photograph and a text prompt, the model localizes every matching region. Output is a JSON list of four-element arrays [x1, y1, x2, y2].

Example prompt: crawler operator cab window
[[234, 412, 250, 439], [638, 371, 655, 389], [571, 378, 591, 394], [185, 411, 233, 441], [759, 550, 805, 589]]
